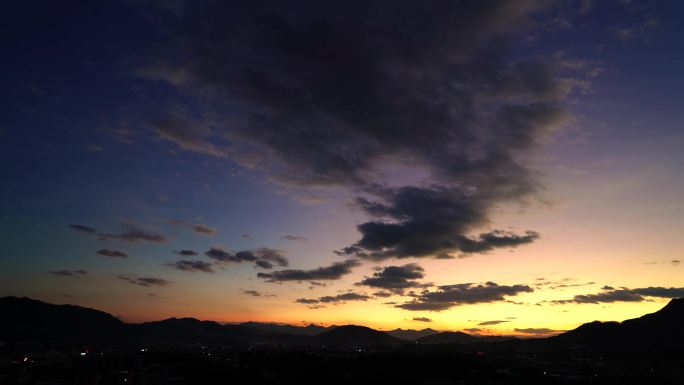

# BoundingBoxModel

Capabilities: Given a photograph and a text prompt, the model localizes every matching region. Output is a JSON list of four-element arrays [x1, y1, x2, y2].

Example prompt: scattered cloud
[[204, 247, 289, 269], [671, 260, 681, 266], [396, 282, 533, 312], [551, 286, 684, 304], [296, 292, 371, 305], [118, 275, 170, 287], [258, 259, 360, 282], [97, 225, 166, 243], [166, 260, 214, 273], [97, 249, 128, 258], [242, 233, 253, 240], [413, 317, 432, 322]]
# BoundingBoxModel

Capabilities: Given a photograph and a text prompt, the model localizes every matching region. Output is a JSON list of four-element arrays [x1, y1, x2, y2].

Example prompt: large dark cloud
[[356, 263, 429, 293], [97, 249, 128, 258], [204, 247, 289, 269], [136, 1, 589, 261], [258, 259, 360, 282], [166, 259, 215, 273], [336, 187, 539, 260], [396, 281, 533, 311], [551, 286, 684, 304]]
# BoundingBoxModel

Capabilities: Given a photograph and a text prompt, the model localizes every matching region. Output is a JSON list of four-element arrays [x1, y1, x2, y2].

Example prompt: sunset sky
[[1, 0, 683, 336]]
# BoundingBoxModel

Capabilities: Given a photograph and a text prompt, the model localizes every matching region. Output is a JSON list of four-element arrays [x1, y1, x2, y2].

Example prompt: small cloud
[[241, 289, 276, 297], [242, 290, 262, 297], [478, 320, 509, 326], [97, 249, 128, 258], [83, 144, 103, 153], [671, 260, 681, 266], [174, 249, 198, 256], [514, 328, 562, 335], [281, 235, 307, 242], [193, 224, 216, 235], [464, 328, 481, 333], [242, 233, 253, 240], [413, 317, 432, 322], [69, 224, 96, 234], [49, 270, 87, 277]]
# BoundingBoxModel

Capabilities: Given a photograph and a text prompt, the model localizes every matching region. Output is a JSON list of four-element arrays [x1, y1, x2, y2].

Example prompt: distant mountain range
[[2, 296, 683, 351]]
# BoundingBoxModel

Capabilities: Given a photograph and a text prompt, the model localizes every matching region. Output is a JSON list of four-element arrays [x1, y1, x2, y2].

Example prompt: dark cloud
[[295, 298, 320, 304], [255, 259, 273, 269], [166, 259, 214, 273], [478, 320, 509, 326], [118, 276, 170, 287], [136, 1, 590, 262], [551, 286, 684, 304], [336, 186, 539, 260], [98, 225, 167, 243], [281, 235, 307, 242], [97, 249, 128, 258], [258, 259, 360, 282], [464, 328, 481, 333], [69, 224, 96, 234], [175, 249, 198, 256], [672, 260, 681, 266], [296, 292, 371, 305], [373, 291, 393, 298], [193, 224, 216, 235], [413, 317, 432, 322], [204, 247, 289, 269], [49, 270, 87, 277], [356, 263, 429, 293], [396, 282, 533, 312], [242, 233, 253, 240]]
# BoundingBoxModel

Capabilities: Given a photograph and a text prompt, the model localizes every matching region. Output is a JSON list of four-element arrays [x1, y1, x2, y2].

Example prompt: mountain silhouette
[[386, 328, 438, 341], [545, 297, 684, 351], [0, 296, 124, 345], [314, 325, 404, 346], [241, 321, 334, 336], [3, 296, 684, 351]]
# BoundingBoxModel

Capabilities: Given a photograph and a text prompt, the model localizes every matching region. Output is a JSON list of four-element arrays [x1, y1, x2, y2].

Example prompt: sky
[[1, 0, 683, 336]]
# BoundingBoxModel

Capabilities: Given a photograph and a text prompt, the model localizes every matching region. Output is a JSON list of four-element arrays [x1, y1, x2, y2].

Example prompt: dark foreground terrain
[[2, 296, 684, 384]]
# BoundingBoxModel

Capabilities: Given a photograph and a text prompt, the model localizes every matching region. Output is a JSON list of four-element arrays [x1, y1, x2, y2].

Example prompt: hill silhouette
[[2, 296, 684, 352], [386, 328, 438, 341], [314, 325, 403, 346]]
